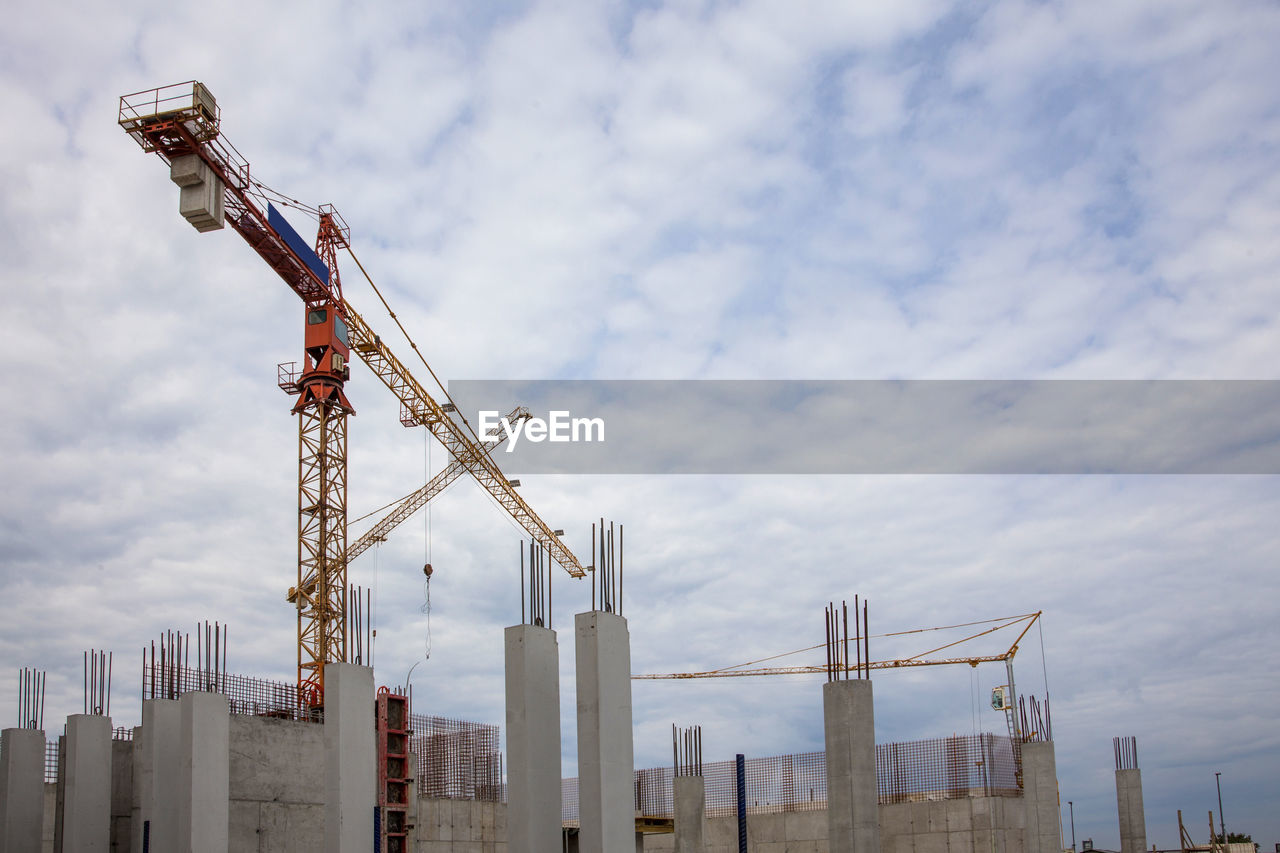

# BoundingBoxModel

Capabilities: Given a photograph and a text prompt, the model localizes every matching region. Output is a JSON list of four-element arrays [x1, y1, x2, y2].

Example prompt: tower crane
[[118, 82, 584, 704], [634, 611, 1043, 744]]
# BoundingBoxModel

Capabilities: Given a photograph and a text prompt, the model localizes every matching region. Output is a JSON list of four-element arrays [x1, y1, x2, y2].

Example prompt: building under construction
[[0, 81, 1155, 853]]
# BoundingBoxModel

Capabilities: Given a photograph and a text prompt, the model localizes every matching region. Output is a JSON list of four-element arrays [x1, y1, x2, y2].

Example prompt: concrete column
[[0, 728, 45, 853], [177, 692, 229, 852], [324, 663, 376, 853], [823, 679, 879, 853], [128, 727, 143, 853], [138, 699, 180, 853], [1021, 741, 1062, 853], [673, 775, 705, 853], [1116, 768, 1147, 853], [506, 624, 562, 853], [61, 715, 112, 852], [110, 738, 133, 853], [575, 611, 635, 853]]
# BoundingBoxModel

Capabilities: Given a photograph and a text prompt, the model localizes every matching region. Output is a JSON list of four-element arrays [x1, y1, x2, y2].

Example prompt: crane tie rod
[[696, 612, 1039, 674], [342, 245, 508, 478]]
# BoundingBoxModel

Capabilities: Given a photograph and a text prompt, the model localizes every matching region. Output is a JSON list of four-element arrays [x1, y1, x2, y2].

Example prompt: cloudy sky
[[3, 0, 1279, 846]]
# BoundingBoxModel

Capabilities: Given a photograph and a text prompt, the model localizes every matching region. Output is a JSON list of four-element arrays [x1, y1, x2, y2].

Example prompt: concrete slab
[[574, 611, 635, 853], [1, 728, 46, 853], [323, 664, 375, 853], [61, 714, 112, 852]]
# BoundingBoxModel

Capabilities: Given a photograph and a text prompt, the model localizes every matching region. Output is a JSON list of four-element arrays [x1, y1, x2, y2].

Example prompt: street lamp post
[[1069, 801, 1077, 853], [1215, 772, 1227, 847]]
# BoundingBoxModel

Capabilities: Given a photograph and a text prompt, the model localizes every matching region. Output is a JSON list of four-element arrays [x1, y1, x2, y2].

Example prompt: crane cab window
[[308, 309, 327, 325], [335, 316, 350, 347]]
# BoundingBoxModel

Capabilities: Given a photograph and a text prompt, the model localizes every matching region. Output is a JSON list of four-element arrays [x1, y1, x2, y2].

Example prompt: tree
[[1213, 832, 1256, 852]]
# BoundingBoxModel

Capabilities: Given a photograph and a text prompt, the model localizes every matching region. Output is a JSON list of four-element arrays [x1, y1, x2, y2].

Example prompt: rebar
[[824, 597, 871, 681], [674, 724, 704, 777], [1113, 735, 1138, 770], [83, 650, 113, 715], [17, 667, 46, 730]]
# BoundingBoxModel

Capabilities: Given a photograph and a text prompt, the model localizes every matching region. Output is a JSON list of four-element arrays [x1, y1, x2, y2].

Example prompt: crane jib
[[268, 203, 330, 287]]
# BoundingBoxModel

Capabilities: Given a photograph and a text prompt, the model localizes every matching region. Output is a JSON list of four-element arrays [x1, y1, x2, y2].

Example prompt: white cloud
[[2, 0, 1279, 845]]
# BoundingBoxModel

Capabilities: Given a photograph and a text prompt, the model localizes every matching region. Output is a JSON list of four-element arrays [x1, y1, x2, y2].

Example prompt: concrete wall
[[228, 714, 325, 853], [414, 797, 507, 853], [643, 796, 1027, 853]]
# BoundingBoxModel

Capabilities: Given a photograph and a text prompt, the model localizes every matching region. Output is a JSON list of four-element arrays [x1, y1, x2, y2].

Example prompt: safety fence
[[564, 733, 1020, 823], [45, 739, 58, 783], [878, 733, 1020, 802], [141, 664, 316, 722], [410, 712, 504, 802]]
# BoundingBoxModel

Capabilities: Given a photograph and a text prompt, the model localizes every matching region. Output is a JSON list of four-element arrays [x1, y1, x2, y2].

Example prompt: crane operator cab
[[305, 305, 351, 383]]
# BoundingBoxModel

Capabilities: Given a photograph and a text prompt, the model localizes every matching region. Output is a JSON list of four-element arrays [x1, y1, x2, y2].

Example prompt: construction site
[[0, 75, 1267, 853]]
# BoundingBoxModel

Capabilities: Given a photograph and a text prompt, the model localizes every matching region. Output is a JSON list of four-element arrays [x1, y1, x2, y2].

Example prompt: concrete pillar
[[673, 775, 705, 853], [0, 728, 45, 853], [1021, 741, 1062, 853], [575, 610, 635, 853], [138, 699, 180, 853], [823, 679, 879, 853], [1116, 768, 1147, 853], [110, 738, 133, 853], [177, 692, 228, 852], [61, 715, 112, 852], [324, 663, 376, 853], [506, 624, 562, 853], [128, 727, 142, 853]]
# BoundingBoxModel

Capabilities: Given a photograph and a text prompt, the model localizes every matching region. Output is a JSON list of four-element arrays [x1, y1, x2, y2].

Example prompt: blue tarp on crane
[[267, 202, 330, 286]]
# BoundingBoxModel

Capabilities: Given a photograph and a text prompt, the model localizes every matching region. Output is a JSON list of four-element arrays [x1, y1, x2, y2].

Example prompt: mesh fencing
[[141, 663, 316, 722], [410, 712, 504, 802], [564, 733, 1020, 822], [45, 739, 58, 783], [878, 733, 1020, 802]]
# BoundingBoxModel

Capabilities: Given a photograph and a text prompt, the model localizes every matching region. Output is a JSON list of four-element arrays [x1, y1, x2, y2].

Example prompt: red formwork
[[377, 688, 411, 853]]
